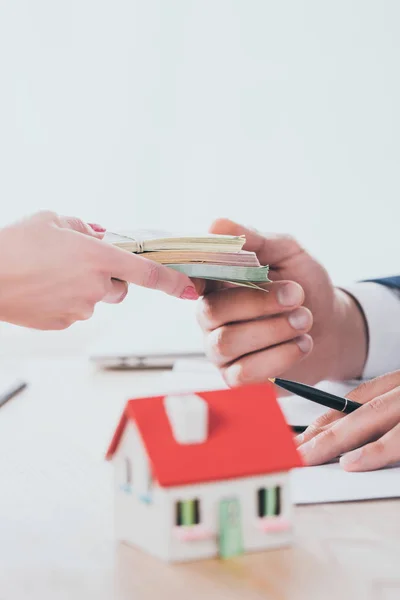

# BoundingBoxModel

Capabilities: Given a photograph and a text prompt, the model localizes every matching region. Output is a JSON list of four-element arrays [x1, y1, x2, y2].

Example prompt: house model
[[106, 383, 302, 562]]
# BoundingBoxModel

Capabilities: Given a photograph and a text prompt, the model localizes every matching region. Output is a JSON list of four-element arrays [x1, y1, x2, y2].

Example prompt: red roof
[[106, 384, 302, 487]]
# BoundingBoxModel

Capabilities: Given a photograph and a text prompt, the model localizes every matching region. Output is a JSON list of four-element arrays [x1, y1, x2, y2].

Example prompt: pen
[[0, 380, 27, 409], [269, 378, 362, 414]]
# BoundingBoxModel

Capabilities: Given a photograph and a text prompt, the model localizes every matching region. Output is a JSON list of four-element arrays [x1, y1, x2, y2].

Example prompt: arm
[[341, 280, 400, 379]]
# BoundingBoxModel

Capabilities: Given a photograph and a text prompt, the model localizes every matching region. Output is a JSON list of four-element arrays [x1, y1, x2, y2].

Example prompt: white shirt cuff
[[341, 282, 400, 379]]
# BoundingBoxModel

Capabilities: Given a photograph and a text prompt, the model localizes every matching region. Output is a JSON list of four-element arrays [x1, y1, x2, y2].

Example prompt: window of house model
[[175, 499, 201, 526], [257, 487, 281, 517]]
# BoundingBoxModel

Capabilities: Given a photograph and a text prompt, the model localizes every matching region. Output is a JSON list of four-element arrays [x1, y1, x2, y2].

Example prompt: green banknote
[[166, 263, 270, 289]]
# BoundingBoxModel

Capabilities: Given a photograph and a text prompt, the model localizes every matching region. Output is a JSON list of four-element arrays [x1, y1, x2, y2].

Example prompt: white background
[[0, 1, 399, 352]]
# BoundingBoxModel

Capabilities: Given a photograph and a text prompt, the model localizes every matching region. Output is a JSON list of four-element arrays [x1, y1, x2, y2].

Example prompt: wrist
[[329, 288, 368, 380]]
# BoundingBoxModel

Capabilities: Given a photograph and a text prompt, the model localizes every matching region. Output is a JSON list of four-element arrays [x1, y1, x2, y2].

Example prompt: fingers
[[190, 278, 210, 297], [197, 281, 304, 331], [103, 245, 199, 299], [198, 277, 312, 387], [88, 223, 106, 233], [58, 215, 105, 239], [56, 217, 198, 299], [193, 278, 228, 297], [340, 422, 400, 472], [295, 372, 400, 447], [30, 211, 106, 239], [346, 371, 400, 404], [102, 279, 129, 304], [294, 409, 343, 446], [205, 307, 313, 366], [297, 386, 400, 466], [209, 218, 303, 265], [221, 335, 313, 387]]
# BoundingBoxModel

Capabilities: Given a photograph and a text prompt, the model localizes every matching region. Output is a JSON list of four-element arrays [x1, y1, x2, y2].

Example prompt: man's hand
[[0, 211, 198, 330], [196, 218, 368, 387], [296, 371, 400, 471]]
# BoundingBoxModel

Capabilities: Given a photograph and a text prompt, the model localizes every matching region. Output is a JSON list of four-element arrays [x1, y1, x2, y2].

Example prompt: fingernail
[[118, 288, 129, 303], [296, 334, 312, 353], [340, 448, 362, 467], [297, 440, 315, 463], [180, 286, 199, 300], [277, 283, 303, 307], [89, 223, 106, 232], [295, 433, 304, 445], [288, 307, 311, 330]]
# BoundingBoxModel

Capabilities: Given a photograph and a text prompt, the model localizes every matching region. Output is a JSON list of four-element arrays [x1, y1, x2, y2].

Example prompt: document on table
[[292, 462, 400, 504], [169, 360, 400, 505]]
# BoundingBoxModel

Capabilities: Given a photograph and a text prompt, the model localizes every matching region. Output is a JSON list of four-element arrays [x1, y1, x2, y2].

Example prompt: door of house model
[[218, 498, 244, 558]]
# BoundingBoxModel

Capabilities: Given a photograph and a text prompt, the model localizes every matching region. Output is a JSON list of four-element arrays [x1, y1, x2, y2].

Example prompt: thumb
[[58, 215, 105, 239], [347, 370, 400, 405], [209, 218, 302, 266]]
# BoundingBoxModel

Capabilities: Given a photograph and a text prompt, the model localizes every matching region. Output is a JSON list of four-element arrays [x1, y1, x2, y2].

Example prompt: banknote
[[105, 231, 246, 254], [166, 263, 270, 287], [106, 230, 270, 290]]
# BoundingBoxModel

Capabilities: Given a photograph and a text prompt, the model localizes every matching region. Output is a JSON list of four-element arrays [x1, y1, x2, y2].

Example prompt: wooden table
[[0, 358, 399, 600]]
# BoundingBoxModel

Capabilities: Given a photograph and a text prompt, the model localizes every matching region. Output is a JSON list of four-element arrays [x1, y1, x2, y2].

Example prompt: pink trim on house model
[[257, 517, 291, 533], [173, 525, 213, 542]]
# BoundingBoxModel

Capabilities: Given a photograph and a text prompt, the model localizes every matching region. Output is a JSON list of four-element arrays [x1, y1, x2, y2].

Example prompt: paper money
[[115, 249, 260, 267], [105, 231, 246, 254], [166, 263, 270, 284], [106, 230, 270, 289]]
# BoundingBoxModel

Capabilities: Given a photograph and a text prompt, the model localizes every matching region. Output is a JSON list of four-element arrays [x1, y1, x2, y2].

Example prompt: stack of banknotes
[[105, 230, 270, 288]]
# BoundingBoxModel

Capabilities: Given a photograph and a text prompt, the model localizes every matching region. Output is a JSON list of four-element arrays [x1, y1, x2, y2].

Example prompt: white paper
[[292, 462, 400, 504]]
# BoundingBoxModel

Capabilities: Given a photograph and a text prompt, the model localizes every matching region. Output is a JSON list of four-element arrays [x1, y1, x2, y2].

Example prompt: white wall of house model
[[108, 390, 298, 563]]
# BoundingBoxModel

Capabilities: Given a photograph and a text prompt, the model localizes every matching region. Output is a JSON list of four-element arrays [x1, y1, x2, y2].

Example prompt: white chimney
[[164, 393, 208, 444]]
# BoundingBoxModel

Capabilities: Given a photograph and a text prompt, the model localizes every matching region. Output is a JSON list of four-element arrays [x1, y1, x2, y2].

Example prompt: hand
[[196, 219, 367, 387], [0, 211, 198, 330], [296, 371, 400, 471]]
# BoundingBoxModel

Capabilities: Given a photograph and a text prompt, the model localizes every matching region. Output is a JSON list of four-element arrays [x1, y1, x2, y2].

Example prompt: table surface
[[0, 357, 399, 600]]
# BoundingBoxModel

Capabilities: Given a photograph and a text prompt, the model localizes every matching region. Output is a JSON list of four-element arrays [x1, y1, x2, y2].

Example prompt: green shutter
[[265, 487, 278, 516], [181, 500, 195, 526]]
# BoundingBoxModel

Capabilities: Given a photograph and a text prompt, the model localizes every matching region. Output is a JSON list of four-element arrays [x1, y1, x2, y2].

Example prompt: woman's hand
[[0, 211, 198, 330], [296, 371, 400, 471]]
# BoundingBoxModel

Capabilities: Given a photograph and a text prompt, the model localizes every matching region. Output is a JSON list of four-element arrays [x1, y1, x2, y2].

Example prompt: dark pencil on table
[[268, 377, 362, 414], [0, 381, 27, 409]]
